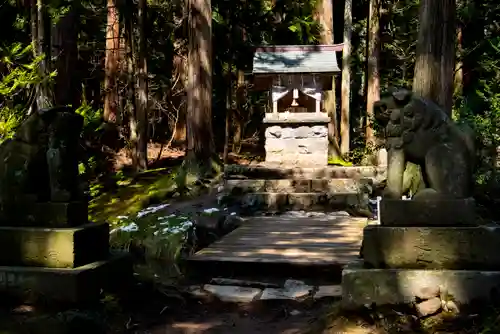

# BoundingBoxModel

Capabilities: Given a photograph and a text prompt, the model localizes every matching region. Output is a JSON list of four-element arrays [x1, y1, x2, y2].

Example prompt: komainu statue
[[0, 106, 84, 224], [373, 89, 475, 200]]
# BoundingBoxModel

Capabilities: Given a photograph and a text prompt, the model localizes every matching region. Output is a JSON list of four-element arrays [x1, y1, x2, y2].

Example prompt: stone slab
[[223, 164, 387, 181], [202, 285, 262, 303], [263, 113, 330, 124], [0, 252, 132, 304], [265, 138, 328, 153], [0, 202, 88, 227], [379, 198, 476, 226], [0, 222, 109, 268], [265, 153, 328, 167], [314, 285, 342, 299], [225, 179, 372, 194], [241, 192, 361, 211], [362, 225, 500, 270], [341, 260, 500, 309]]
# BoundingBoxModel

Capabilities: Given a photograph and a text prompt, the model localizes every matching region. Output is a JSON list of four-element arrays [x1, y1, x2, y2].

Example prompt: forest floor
[[1, 146, 499, 333]]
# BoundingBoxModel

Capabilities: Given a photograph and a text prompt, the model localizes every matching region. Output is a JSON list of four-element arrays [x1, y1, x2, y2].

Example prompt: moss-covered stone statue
[[373, 89, 475, 200], [0, 106, 85, 226]]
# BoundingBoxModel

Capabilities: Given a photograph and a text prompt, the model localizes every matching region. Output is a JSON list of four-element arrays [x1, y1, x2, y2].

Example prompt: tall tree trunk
[[223, 59, 232, 164], [124, 2, 138, 166], [366, 0, 381, 147], [134, 0, 148, 171], [52, 6, 80, 107], [315, 0, 341, 158], [413, 0, 456, 115], [340, 0, 352, 154], [35, 0, 52, 109], [104, 0, 120, 123], [184, 0, 217, 176]]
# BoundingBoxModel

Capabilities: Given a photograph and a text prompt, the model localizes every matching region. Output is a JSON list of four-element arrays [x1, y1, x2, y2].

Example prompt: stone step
[[342, 259, 500, 309], [224, 164, 386, 181], [225, 178, 373, 195], [239, 192, 363, 211], [0, 222, 109, 268], [187, 281, 342, 303]]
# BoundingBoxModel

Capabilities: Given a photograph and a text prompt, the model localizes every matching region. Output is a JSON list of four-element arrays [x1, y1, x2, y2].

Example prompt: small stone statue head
[[373, 88, 412, 127]]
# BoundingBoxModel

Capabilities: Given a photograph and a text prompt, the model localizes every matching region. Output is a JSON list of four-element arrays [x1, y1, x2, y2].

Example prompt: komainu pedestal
[[0, 106, 131, 304], [341, 90, 500, 310]]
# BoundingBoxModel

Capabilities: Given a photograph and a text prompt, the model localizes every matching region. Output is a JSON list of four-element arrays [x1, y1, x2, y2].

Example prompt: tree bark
[[340, 0, 352, 154], [104, 0, 120, 123], [315, 0, 341, 158], [34, 0, 52, 109], [413, 0, 456, 115], [223, 59, 232, 164], [124, 2, 138, 167], [134, 0, 149, 171], [184, 0, 216, 176], [366, 0, 381, 147], [52, 6, 80, 108]]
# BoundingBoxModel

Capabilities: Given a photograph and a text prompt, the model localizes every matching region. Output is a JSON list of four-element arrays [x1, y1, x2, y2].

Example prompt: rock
[[415, 297, 442, 317], [202, 285, 261, 303], [283, 279, 314, 299], [221, 214, 243, 231], [260, 288, 292, 300], [289, 310, 302, 316], [415, 286, 440, 301], [314, 285, 342, 299], [259, 280, 313, 301], [443, 300, 460, 313]]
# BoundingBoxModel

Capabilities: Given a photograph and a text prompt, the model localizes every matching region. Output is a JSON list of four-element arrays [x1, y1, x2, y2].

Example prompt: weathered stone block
[[287, 193, 360, 210], [265, 126, 283, 139], [265, 153, 328, 167], [0, 222, 109, 268], [362, 225, 500, 270], [379, 198, 476, 226], [203, 285, 261, 303], [0, 252, 132, 304], [341, 260, 500, 309], [241, 193, 288, 211], [265, 138, 328, 154]]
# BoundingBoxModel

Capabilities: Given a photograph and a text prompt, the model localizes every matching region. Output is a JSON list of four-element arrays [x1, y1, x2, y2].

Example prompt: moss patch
[[88, 171, 177, 225], [328, 156, 353, 167]]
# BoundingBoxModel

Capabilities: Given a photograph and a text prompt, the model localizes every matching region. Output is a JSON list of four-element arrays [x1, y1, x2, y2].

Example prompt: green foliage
[[109, 201, 200, 282], [457, 35, 500, 187], [0, 43, 49, 142]]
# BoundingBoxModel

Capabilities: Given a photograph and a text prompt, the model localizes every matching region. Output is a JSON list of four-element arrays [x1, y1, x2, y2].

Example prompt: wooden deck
[[189, 216, 368, 266]]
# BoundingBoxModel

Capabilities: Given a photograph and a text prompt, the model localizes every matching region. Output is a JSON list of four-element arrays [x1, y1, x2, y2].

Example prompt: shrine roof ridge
[[254, 44, 344, 53], [252, 44, 342, 74]]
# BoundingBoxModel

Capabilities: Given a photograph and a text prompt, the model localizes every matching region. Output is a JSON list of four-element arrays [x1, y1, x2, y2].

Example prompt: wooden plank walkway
[[189, 216, 368, 266]]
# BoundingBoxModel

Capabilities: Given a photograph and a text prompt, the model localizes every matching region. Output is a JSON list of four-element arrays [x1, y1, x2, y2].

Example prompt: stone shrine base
[[264, 113, 330, 167], [342, 260, 500, 309], [0, 252, 131, 304]]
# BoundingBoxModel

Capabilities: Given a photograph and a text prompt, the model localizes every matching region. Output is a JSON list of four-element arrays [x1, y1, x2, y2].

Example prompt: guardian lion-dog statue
[[373, 89, 475, 200]]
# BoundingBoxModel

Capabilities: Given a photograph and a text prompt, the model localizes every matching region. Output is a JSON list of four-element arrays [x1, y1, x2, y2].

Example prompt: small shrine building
[[251, 44, 343, 167]]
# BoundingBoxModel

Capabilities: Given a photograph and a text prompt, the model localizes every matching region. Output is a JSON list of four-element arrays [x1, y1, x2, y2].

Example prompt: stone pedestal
[[0, 202, 132, 304], [340, 197, 500, 309], [263, 113, 330, 167]]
